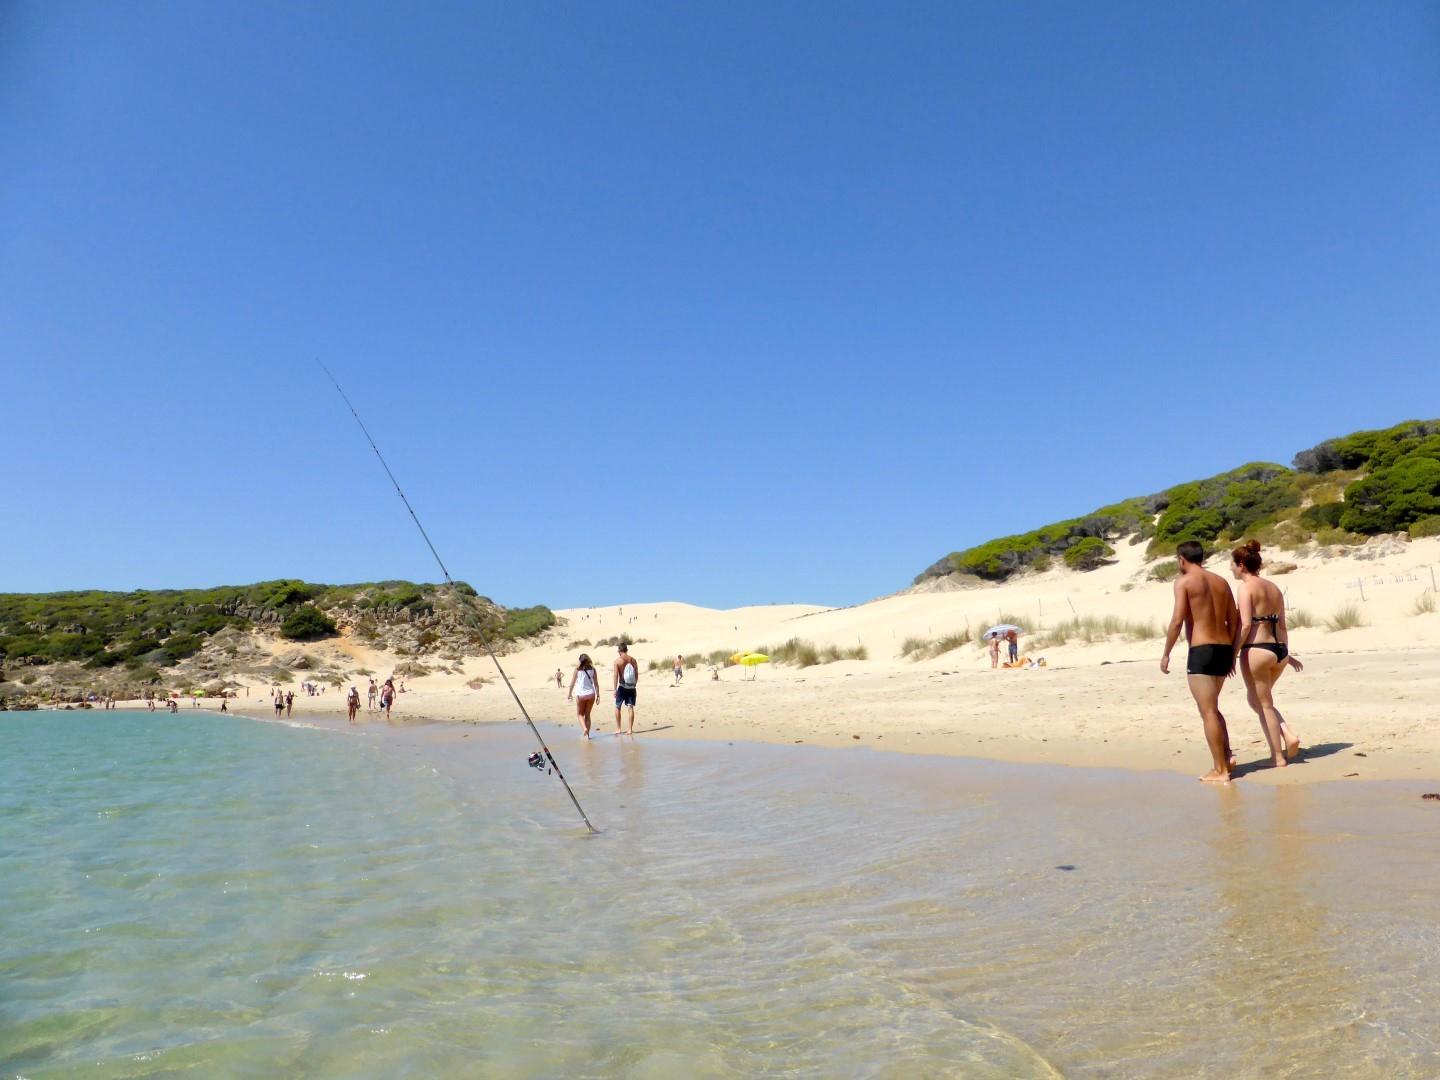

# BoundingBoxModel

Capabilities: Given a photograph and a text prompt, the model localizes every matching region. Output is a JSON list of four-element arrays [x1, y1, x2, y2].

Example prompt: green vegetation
[[0, 579, 554, 671], [1323, 604, 1366, 632], [1149, 560, 1180, 582], [1407, 515, 1440, 540], [916, 419, 1440, 584], [1063, 537, 1114, 571], [280, 606, 338, 641]]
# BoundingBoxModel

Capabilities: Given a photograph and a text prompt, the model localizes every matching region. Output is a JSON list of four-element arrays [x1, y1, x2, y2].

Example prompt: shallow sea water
[[2, 710, 1438, 1078]]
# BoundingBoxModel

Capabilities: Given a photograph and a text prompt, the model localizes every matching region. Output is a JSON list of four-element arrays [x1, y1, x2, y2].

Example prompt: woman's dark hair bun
[[1232, 540, 1263, 572]]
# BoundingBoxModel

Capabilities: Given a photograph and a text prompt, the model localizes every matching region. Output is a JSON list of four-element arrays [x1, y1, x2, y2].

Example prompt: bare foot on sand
[[1198, 769, 1232, 784], [1270, 756, 1288, 769], [1285, 738, 1302, 761]]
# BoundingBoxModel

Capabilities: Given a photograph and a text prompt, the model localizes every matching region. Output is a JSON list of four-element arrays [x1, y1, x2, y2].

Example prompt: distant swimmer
[[613, 642, 639, 735], [1231, 540, 1304, 767], [346, 685, 360, 724], [568, 653, 599, 738], [1161, 540, 1240, 784]]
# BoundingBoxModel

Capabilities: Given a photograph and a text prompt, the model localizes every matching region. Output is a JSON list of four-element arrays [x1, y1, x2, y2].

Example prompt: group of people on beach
[[344, 676, 396, 723], [1161, 540, 1303, 784]]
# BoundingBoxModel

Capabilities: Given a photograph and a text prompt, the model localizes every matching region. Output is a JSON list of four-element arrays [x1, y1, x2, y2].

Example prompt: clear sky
[[3, 2, 1438, 608]]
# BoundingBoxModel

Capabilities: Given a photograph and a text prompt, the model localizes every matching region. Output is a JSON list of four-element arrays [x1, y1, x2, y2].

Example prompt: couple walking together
[[567, 642, 639, 738], [1161, 539, 1303, 784]]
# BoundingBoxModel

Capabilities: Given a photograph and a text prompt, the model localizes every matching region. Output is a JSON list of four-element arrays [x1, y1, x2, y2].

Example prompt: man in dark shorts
[[1161, 540, 1240, 784], [613, 642, 639, 736]]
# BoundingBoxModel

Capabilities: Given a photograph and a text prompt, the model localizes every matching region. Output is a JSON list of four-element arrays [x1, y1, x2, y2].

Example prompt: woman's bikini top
[[1251, 612, 1280, 624]]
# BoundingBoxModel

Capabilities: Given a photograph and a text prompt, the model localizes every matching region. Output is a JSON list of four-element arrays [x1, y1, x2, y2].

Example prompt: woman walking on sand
[[567, 653, 599, 739], [1231, 540, 1304, 767]]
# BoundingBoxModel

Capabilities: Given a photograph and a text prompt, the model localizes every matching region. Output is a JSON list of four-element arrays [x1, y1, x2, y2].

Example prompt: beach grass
[[1324, 604, 1366, 632], [1412, 591, 1436, 616], [901, 630, 970, 660], [1287, 608, 1316, 629], [1031, 614, 1161, 649]]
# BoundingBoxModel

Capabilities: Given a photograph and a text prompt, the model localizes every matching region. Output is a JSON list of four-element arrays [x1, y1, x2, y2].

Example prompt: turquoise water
[[3, 711, 1439, 1078]]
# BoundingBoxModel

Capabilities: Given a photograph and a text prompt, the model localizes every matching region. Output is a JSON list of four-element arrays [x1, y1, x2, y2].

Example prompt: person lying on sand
[[1161, 540, 1240, 784]]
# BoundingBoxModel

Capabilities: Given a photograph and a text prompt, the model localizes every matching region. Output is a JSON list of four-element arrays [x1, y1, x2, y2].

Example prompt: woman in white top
[[567, 653, 600, 738]]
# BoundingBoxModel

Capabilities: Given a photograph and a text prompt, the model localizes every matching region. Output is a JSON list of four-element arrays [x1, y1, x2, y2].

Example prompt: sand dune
[[216, 537, 1440, 785]]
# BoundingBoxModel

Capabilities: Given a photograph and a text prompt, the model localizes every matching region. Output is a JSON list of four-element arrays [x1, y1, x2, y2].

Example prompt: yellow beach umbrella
[[740, 653, 769, 666]]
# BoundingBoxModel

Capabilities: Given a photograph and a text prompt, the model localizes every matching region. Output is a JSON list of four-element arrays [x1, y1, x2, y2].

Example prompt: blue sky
[[3, 2, 1438, 608]]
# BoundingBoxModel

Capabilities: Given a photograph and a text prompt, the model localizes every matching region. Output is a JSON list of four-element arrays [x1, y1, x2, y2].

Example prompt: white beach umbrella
[[983, 624, 1025, 640]]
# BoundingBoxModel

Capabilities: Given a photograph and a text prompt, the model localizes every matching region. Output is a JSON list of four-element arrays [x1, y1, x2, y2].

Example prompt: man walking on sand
[[613, 642, 639, 735], [1161, 540, 1240, 784]]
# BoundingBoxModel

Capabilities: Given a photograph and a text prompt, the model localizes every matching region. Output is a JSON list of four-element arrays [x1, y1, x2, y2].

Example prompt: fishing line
[[322, 365, 598, 834]]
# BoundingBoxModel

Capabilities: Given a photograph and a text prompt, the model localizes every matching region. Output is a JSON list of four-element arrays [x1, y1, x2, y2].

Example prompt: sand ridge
[[178, 537, 1440, 784]]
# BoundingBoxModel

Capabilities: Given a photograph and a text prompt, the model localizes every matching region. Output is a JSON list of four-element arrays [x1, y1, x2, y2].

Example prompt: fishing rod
[[322, 365, 598, 834]]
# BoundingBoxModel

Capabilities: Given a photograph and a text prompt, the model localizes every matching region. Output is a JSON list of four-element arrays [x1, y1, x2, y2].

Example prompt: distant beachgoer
[[1161, 540, 1241, 784], [168, 698, 178, 714], [147, 697, 156, 712], [284, 690, 294, 718], [1231, 540, 1304, 767], [567, 653, 599, 738], [673, 655, 684, 685], [613, 643, 639, 735], [367, 678, 378, 711], [220, 697, 228, 713], [1005, 629, 1019, 664], [989, 635, 1001, 669], [555, 668, 563, 689], [381, 678, 395, 721], [273, 689, 284, 718], [346, 685, 360, 724], [711, 666, 720, 681]]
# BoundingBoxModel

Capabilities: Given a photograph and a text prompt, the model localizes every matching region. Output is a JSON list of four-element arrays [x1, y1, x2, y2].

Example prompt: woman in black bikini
[[1231, 540, 1304, 767]]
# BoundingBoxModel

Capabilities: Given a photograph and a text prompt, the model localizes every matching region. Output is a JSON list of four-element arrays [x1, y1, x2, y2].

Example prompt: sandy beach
[[143, 536, 1440, 786]]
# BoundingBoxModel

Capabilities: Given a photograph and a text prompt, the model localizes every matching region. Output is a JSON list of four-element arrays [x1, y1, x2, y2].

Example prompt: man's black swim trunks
[[1186, 644, 1233, 677]]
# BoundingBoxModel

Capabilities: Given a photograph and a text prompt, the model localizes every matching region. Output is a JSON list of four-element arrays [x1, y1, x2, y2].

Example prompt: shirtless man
[[1161, 540, 1240, 784], [613, 642, 639, 736]]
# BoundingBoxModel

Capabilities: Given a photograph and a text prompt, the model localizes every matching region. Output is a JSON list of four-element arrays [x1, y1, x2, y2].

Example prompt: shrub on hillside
[[1409, 516, 1440, 539], [1064, 537, 1114, 571], [1149, 560, 1180, 582], [280, 606, 338, 641], [1339, 438, 1440, 533], [1298, 502, 1345, 529]]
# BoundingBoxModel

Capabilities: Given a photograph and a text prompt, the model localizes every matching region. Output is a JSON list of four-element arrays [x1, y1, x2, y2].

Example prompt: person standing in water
[[613, 642, 639, 736], [380, 678, 395, 722], [1230, 540, 1304, 767], [567, 653, 599, 738], [346, 685, 360, 724], [1161, 540, 1241, 784], [367, 677, 378, 711], [273, 688, 284, 719]]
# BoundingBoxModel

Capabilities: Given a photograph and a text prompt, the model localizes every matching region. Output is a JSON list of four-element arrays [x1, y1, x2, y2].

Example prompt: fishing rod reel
[[527, 750, 551, 774]]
